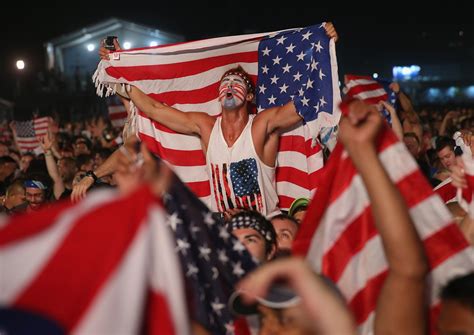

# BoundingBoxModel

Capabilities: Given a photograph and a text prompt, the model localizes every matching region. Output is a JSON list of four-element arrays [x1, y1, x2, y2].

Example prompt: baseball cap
[[288, 197, 309, 217], [228, 274, 344, 317], [228, 284, 301, 316]]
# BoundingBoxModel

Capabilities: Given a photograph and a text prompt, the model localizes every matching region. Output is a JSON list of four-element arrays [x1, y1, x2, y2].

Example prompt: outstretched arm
[[339, 100, 428, 335], [98, 38, 214, 137], [127, 86, 214, 136]]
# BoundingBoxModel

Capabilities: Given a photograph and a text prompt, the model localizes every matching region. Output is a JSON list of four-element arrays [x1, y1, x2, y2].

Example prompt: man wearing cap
[[24, 180, 48, 212], [288, 197, 309, 224], [227, 210, 277, 263]]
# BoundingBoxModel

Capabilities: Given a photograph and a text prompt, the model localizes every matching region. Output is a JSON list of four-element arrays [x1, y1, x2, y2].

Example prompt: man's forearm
[[94, 148, 122, 178]]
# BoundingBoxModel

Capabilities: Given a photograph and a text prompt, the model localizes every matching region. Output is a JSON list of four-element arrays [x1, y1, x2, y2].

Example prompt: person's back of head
[[438, 272, 474, 334]]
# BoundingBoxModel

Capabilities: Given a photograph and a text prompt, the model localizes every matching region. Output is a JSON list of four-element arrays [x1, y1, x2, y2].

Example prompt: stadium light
[[86, 43, 95, 52], [123, 41, 132, 49], [372, 73, 378, 79], [149, 41, 158, 47], [16, 60, 25, 70]]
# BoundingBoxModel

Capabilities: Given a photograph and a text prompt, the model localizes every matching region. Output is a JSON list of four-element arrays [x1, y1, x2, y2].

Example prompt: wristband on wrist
[[85, 170, 99, 183]]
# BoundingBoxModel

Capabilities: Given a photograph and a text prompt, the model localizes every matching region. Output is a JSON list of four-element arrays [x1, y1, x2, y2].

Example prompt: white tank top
[[206, 115, 280, 218]]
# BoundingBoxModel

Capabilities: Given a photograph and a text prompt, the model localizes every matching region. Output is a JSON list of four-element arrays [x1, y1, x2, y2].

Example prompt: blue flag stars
[[257, 24, 334, 124], [163, 173, 258, 334]]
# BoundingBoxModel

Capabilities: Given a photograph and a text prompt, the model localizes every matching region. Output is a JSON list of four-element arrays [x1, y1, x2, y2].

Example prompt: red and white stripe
[[344, 74, 388, 105], [14, 116, 51, 153], [0, 186, 190, 335], [292, 125, 474, 334], [93, 29, 337, 210], [433, 177, 458, 203]]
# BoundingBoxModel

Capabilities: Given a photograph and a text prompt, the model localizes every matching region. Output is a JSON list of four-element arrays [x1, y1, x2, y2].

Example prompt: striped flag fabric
[[433, 177, 457, 203], [12, 116, 50, 153], [93, 22, 341, 210], [0, 186, 190, 335], [107, 95, 128, 128], [292, 122, 474, 334], [343, 74, 397, 125]]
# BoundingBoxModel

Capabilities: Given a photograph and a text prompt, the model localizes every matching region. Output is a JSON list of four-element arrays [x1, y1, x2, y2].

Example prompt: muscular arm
[[340, 101, 428, 335], [127, 86, 214, 137], [256, 101, 303, 135]]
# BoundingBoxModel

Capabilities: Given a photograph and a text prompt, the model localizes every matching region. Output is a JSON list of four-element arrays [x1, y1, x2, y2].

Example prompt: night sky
[[1, 2, 473, 99]]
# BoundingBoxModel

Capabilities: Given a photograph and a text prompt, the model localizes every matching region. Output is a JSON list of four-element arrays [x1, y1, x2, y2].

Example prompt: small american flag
[[93, 22, 341, 210], [163, 172, 257, 334], [12, 116, 50, 153], [344, 74, 397, 125], [293, 122, 474, 334]]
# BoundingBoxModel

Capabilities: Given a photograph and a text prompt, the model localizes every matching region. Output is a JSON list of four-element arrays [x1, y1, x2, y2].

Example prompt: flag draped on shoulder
[[93, 22, 341, 210], [292, 123, 474, 334], [0, 186, 190, 335]]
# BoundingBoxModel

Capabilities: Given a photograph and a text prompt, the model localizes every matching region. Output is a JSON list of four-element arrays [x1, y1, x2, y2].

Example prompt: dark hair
[[271, 213, 299, 227], [221, 66, 255, 94], [440, 272, 474, 311], [435, 136, 455, 153]]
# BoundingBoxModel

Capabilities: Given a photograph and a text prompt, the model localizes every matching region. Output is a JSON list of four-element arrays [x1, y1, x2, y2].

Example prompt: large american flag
[[12, 116, 50, 153], [93, 22, 341, 210], [292, 122, 474, 334], [163, 171, 257, 334], [344, 74, 397, 125], [0, 186, 191, 335]]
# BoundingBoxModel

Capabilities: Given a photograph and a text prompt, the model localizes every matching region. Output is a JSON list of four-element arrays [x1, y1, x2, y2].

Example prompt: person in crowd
[[24, 179, 48, 212], [0, 180, 27, 215], [0, 156, 18, 196], [435, 136, 459, 178], [39, 133, 77, 200], [437, 272, 474, 335], [72, 23, 339, 219], [237, 98, 428, 334], [227, 210, 278, 263], [19, 152, 35, 174], [390, 82, 422, 143], [288, 197, 309, 224], [270, 213, 299, 250], [234, 257, 356, 335], [403, 132, 434, 184], [72, 136, 92, 156], [0, 141, 10, 157]]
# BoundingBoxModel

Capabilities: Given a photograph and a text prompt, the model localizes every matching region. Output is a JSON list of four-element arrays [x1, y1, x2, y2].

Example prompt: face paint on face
[[219, 74, 248, 110]]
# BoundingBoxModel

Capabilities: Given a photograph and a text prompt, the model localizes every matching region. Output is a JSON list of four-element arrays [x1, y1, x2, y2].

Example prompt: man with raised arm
[[73, 24, 338, 219]]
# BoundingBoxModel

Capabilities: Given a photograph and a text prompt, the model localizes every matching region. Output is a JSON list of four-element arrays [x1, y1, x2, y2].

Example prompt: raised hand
[[338, 99, 383, 152], [324, 22, 338, 42], [99, 37, 122, 61]]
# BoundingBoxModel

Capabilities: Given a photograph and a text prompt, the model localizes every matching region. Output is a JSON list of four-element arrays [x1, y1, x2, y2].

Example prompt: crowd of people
[[0, 22, 473, 335]]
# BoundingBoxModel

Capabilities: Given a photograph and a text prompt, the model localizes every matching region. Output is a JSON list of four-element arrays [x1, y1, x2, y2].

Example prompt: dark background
[[1, 2, 473, 101]]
